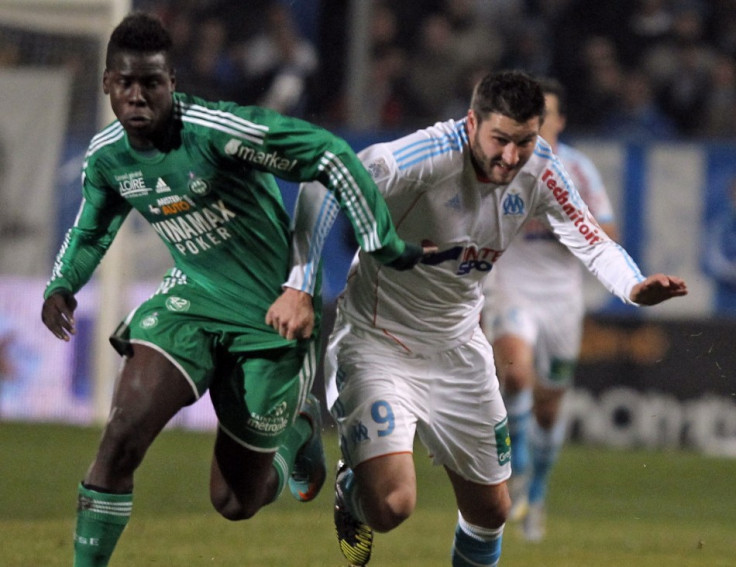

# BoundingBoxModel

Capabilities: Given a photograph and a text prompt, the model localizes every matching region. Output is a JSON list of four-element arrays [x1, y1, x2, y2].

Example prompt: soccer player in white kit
[[481, 78, 619, 542], [283, 71, 687, 566]]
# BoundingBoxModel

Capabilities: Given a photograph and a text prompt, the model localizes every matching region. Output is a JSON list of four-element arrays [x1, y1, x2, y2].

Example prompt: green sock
[[271, 415, 312, 501], [73, 483, 132, 567]]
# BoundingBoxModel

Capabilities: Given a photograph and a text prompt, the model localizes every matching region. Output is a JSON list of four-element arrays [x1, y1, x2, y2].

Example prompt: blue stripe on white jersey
[[302, 190, 340, 294], [393, 121, 467, 170]]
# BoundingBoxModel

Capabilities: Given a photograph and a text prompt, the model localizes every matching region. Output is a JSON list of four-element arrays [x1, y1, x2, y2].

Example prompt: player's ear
[[466, 109, 477, 136], [102, 69, 111, 95]]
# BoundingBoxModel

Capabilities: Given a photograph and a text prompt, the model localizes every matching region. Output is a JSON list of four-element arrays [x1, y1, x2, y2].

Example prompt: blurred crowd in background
[[140, 0, 736, 140], [2, 0, 736, 140]]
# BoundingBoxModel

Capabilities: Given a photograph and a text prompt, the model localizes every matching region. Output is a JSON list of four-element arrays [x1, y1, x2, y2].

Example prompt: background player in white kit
[[481, 78, 619, 542], [284, 70, 687, 566]]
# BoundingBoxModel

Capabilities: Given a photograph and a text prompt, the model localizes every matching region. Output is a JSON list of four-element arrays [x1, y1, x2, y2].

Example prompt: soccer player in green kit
[[40, 12, 424, 567]]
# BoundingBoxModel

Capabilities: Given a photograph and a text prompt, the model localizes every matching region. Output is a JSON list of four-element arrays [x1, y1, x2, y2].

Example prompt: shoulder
[[370, 118, 468, 180], [174, 93, 273, 141], [85, 121, 126, 162]]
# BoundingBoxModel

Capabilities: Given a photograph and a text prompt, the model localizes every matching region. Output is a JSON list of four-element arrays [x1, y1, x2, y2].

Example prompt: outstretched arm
[[630, 274, 688, 306]]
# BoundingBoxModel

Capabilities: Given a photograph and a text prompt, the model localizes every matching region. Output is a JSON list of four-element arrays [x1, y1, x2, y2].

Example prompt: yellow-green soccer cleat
[[288, 393, 327, 502], [334, 460, 374, 566]]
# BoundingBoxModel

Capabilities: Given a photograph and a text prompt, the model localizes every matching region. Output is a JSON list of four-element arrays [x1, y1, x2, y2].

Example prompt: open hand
[[630, 274, 688, 306]]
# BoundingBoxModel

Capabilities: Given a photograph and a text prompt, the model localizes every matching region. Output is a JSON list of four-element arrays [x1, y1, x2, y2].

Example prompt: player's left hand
[[630, 274, 688, 306], [266, 287, 314, 340]]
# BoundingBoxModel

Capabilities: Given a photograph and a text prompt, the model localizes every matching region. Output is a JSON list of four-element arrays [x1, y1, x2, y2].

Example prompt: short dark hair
[[470, 70, 545, 124], [105, 12, 173, 69], [538, 77, 567, 117]]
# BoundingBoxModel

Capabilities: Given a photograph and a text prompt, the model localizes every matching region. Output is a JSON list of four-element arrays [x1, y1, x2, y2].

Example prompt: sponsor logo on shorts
[[495, 417, 511, 466], [140, 313, 158, 329], [247, 401, 290, 435], [165, 296, 190, 312]]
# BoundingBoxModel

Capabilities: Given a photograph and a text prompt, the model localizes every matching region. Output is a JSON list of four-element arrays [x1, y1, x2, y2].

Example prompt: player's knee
[[500, 365, 533, 392], [211, 491, 260, 521], [367, 489, 415, 533], [97, 421, 148, 476]]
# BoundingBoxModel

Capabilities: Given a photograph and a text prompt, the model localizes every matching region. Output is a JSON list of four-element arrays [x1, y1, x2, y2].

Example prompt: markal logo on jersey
[[115, 170, 152, 198], [165, 296, 190, 312], [224, 139, 298, 172], [502, 190, 525, 216]]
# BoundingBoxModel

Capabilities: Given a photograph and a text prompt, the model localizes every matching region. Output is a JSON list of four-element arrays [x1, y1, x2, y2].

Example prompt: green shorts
[[110, 272, 317, 451]]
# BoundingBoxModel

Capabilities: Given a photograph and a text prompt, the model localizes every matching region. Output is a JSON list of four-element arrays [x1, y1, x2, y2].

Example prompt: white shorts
[[482, 292, 582, 390], [325, 315, 511, 485]]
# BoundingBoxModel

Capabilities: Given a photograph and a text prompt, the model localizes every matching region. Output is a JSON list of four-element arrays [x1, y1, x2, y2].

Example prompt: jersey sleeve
[[284, 140, 420, 294], [221, 106, 408, 269], [535, 159, 644, 304], [44, 168, 131, 299]]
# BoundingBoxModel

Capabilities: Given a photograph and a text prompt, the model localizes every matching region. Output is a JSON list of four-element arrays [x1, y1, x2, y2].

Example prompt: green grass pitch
[[1, 421, 734, 566]]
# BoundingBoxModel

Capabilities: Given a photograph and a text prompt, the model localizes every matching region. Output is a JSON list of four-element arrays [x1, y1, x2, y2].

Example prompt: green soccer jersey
[[45, 93, 408, 336]]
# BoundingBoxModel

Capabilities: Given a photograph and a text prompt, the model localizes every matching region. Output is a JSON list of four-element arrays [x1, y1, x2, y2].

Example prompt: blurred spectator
[[566, 36, 625, 134], [182, 16, 242, 103], [701, 54, 736, 138], [499, 18, 552, 78], [405, 12, 464, 122], [602, 70, 677, 140], [236, 1, 318, 116], [442, 59, 492, 119], [443, 0, 506, 70]]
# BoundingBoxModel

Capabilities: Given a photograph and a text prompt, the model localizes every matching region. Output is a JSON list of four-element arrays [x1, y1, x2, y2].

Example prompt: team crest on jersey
[[502, 191, 525, 216], [165, 296, 190, 312], [367, 158, 390, 180], [188, 172, 211, 196]]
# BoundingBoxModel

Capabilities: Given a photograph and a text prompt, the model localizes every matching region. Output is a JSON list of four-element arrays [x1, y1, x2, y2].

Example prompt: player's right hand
[[41, 290, 78, 341]]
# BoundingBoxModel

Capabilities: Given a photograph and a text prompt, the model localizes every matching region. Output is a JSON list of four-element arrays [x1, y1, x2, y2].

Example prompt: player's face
[[466, 110, 540, 184], [103, 51, 175, 150]]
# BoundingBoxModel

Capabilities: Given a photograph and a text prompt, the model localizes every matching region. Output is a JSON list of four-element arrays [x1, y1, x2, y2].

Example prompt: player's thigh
[[330, 333, 419, 469], [419, 330, 511, 486], [107, 343, 196, 443]]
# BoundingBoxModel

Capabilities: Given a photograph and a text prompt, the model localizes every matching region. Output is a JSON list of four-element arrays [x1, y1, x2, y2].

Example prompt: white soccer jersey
[[485, 141, 616, 304], [289, 118, 644, 355]]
